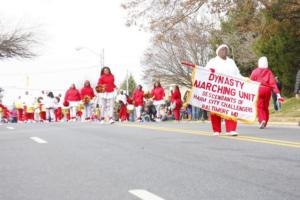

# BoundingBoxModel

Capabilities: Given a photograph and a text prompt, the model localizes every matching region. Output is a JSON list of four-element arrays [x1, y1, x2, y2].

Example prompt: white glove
[[277, 94, 281, 98]]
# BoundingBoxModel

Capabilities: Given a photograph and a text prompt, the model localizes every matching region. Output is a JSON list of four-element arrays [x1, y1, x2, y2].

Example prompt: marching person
[[97, 66, 116, 124], [116, 90, 128, 122], [151, 81, 165, 121], [132, 85, 144, 122], [250, 56, 284, 129], [170, 85, 182, 121], [54, 95, 63, 122], [39, 91, 47, 122], [15, 96, 24, 123], [205, 44, 242, 136], [23, 91, 35, 123], [64, 84, 81, 122], [80, 80, 95, 122], [44, 91, 56, 122], [0, 101, 4, 123]]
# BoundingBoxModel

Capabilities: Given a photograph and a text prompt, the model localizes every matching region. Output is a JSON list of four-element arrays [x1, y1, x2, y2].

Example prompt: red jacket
[[97, 74, 116, 93], [64, 88, 81, 102], [151, 87, 165, 101], [171, 89, 182, 108], [80, 86, 95, 99], [132, 89, 144, 106], [250, 68, 280, 94]]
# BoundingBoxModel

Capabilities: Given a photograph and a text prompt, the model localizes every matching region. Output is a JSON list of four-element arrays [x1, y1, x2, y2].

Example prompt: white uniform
[[205, 56, 241, 77]]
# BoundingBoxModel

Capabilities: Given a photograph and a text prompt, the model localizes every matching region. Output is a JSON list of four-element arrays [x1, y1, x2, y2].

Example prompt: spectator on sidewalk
[[271, 76, 283, 111], [295, 69, 300, 99]]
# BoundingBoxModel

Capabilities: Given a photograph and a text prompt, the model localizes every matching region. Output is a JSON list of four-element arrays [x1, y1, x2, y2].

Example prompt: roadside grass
[[269, 97, 300, 122]]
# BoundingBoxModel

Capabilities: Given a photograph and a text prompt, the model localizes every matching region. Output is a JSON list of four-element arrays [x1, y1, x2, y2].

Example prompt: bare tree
[[142, 18, 212, 88], [0, 25, 38, 59], [122, 0, 236, 33]]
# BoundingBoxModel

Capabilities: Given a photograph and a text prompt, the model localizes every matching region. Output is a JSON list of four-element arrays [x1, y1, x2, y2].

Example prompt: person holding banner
[[204, 44, 241, 136], [250, 56, 284, 129]]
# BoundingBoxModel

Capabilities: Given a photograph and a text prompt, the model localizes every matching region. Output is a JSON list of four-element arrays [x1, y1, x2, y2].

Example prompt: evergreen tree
[[120, 74, 137, 97]]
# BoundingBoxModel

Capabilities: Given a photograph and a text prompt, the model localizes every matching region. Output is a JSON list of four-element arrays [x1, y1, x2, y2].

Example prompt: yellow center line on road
[[120, 123, 300, 149]]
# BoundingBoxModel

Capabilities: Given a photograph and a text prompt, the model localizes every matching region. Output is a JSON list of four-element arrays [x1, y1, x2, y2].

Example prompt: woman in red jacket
[[250, 56, 284, 129], [171, 85, 182, 121], [97, 67, 116, 124], [132, 85, 144, 121], [64, 84, 81, 122], [151, 81, 165, 121], [80, 80, 95, 122]]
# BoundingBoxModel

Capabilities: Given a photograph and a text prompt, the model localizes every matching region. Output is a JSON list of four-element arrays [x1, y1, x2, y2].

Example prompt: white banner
[[189, 67, 260, 122]]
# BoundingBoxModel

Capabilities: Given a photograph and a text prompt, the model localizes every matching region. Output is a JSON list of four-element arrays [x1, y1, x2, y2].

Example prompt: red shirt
[[151, 87, 165, 101], [64, 88, 81, 102], [97, 74, 116, 93], [171, 89, 182, 103], [132, 89, 144, 106], [250, 67, 280, 94], [80, 86, 95, 99]]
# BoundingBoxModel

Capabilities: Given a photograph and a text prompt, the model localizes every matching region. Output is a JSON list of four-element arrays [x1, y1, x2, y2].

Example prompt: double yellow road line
[[121, 123, 300, 149]]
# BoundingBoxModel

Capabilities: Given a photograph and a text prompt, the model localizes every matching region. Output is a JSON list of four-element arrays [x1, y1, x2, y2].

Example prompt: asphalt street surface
[[0, 121, 299, 200]]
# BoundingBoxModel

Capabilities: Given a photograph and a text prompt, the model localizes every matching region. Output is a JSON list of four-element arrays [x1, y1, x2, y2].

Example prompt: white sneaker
[[109, 119, 114, 124], [259, 121, 266, 129], [213, 132, 220, 136], [100, 120, 105, 124], [226, 131, 239, 136]]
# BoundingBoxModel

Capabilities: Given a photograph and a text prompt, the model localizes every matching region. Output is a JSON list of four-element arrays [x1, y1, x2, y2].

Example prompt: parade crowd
[[1, 44, 293, 136], [0, 67, 188, 125]]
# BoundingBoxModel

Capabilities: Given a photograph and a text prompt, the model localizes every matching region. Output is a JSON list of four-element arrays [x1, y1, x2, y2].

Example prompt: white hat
[[216, 44, 229, 55], [258, 56, 268, 68]]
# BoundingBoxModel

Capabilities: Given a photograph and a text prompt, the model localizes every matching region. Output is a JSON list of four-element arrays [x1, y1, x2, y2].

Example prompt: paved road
[[0, 122, 299, 200]]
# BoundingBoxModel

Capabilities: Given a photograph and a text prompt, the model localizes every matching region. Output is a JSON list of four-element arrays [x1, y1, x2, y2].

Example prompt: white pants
[[99, 97, 114, 119], [69, 101, 79, 119], [135, 106, 142, 119], [153, 100, 164, 119], [82, 103, 92, 120], [46, 108, 55, 122]]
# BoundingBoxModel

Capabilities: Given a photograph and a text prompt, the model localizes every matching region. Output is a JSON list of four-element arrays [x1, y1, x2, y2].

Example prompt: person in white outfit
[[44, 91, 56, 122], [204, 44, 244, 136]]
